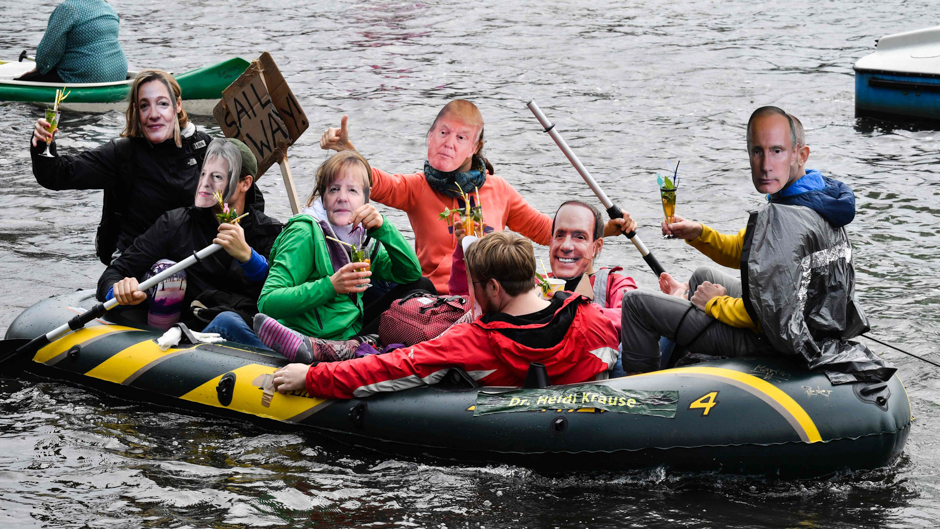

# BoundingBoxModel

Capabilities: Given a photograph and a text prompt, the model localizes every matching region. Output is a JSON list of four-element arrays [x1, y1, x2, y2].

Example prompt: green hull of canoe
[[0, 57, 249, 104]]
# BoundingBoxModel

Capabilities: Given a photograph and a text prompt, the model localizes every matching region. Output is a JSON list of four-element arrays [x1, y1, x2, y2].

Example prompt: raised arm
[[503, 179, 552, 245], [31, 136, 122, 191]]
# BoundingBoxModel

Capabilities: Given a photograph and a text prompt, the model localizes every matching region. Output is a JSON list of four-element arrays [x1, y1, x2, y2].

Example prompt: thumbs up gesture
[[320, 114, 355, 152]]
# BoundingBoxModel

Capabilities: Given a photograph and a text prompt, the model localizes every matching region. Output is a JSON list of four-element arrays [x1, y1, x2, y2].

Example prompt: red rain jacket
[[304, 293, 619, 400]]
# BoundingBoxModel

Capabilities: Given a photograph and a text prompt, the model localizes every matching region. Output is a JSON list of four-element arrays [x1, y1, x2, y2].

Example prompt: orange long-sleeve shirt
[[370, 168, 552, 294], [686, 224, 758, 331]]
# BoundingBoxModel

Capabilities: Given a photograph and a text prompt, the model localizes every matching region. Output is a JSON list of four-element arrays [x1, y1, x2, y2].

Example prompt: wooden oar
[[0, 243, 224, 367]]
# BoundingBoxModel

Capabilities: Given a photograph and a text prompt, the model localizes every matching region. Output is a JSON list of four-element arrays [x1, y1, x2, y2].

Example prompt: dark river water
[[2, 0, 939, 527]]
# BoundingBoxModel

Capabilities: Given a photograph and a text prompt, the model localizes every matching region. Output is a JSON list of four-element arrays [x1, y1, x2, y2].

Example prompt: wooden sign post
[[213, 52, 309, 214]]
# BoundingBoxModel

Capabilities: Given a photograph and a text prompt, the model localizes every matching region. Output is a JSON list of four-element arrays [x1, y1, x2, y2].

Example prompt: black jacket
[[31, 130, 264, 254], [96, 205, 283, 313]]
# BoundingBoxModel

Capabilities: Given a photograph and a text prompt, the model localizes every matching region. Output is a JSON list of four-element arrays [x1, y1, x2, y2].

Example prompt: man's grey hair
[[204, 138, 242, 202], [789, 114, 805, 147]]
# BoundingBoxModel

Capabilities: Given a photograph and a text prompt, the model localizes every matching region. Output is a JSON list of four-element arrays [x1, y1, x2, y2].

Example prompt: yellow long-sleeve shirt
[[686, 225, 758, 331]]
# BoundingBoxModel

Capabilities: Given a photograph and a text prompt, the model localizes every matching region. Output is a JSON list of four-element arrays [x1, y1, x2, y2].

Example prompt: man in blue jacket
[[622, 107, 894, 383]]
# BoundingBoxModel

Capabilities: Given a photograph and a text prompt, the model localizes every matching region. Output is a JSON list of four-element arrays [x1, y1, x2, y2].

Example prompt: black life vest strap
[[739, 210, 761, 328]]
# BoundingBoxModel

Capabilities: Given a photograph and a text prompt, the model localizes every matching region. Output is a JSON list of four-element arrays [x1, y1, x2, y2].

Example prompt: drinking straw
[[326, 236, 354, 248], [539, 258, 549, 277]]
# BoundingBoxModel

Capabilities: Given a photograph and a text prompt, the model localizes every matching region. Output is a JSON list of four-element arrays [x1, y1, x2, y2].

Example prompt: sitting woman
[[31, 69, 264, 265], [17, 0, 127, 83], [98, 138, 282, 330], [250, 150, 428, 363]]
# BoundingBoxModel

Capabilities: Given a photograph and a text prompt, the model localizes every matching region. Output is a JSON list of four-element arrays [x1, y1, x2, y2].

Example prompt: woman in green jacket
[[252, 150, 429, 363]]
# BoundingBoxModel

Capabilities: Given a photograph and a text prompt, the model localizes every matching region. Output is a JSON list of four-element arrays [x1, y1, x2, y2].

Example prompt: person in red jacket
[[271, 231, 620, 400], [318, 100, 634, 294]]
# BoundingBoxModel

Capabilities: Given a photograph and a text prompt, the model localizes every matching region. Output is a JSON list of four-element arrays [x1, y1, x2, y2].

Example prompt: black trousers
[[16, 68, 63, 83]]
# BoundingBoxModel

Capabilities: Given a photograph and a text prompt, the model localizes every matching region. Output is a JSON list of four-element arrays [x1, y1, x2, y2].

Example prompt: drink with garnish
[[40, 88, 69, 158], [40, 108, 59, 158], [658, 162, 680, 239], [352, 247, 371, 288]]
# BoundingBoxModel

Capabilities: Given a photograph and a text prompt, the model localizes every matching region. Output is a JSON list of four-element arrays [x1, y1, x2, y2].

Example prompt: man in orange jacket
[[271, 232, 619, 400]]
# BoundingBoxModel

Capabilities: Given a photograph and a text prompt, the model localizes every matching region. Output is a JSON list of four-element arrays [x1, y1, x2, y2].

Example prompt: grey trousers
[[620, 267, 771, 373]]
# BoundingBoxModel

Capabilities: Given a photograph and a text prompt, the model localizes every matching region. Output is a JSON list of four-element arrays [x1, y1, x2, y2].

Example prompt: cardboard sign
[[213, 52, 308, 178]]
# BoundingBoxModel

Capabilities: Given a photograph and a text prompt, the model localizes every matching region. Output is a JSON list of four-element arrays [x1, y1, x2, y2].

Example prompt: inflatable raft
[[0, 57, 249, 116], [855, 26, 940, 121], [3, 290, 912, 477]]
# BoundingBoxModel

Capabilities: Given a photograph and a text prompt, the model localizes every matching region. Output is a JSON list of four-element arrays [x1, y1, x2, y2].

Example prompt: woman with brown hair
[[29, 69, 259, 264]]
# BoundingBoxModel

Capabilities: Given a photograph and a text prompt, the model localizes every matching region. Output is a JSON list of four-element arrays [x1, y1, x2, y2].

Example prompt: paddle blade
[[0, 339, 33, 375]]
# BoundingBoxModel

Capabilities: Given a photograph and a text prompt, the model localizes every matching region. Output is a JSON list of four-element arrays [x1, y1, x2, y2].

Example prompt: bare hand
[[32, 118, 55, 147], [453, 218, 466, 245], [691, 281, 727, 311], [112, 277, 147, 306], [272, 364, 309, 393], [330, 261, 371, 294], [350, 203, 383, 231], [214, 222, 252, 263], [662, 214, 703, 240], [319, 114, 355, 152], [603, 209, 638, 237]]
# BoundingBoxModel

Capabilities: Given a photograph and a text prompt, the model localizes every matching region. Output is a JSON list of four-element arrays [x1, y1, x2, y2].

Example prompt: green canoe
[[0, 57, 249, 115]]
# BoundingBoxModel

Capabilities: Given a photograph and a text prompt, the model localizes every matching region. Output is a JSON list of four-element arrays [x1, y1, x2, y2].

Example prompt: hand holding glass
[[39, 108, 59, 158], [660, 187, 677, 239]]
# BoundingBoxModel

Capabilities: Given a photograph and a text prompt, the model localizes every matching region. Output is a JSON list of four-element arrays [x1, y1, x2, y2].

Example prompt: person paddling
[[319, 100, 634, 294], [98, 139, 281, 331], [31, 70, 264, 264], [450, 200, 638, 334]]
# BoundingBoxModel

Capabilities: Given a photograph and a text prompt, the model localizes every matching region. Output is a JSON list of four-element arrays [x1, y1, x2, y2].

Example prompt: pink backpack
[[379, 292, 470, 346]]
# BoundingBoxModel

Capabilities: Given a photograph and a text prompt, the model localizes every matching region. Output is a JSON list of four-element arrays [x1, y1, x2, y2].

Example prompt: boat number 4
[[689, 391, 719, 416]]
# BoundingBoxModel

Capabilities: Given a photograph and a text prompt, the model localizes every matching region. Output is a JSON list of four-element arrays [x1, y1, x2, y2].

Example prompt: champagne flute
[[39, 107, 59, 158]]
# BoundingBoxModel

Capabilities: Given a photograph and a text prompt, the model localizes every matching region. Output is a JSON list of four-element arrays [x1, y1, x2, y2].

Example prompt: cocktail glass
[[660, 186, 677, 239], [352, 248, 371, 289], [40, 108, 59, 158], [542, 277, 566, 300]]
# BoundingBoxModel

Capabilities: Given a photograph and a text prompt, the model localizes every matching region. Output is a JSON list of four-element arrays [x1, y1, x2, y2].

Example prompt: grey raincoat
[[741, 202, 895, 384]]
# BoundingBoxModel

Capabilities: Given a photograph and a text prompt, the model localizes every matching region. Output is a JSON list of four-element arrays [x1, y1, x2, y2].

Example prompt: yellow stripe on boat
[[34, 325, 135, 364], [637, 366, 823, 443], [179, 364, 328, 422], [85, 339, 191, 385]]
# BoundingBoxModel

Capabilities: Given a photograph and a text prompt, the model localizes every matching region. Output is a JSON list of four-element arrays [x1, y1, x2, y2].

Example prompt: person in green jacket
[[251, 150, 429, 363]]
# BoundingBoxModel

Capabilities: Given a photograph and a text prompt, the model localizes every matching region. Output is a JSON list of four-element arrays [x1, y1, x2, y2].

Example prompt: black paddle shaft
[[12, 302, 109, 359], [605, 204, 666, 277]]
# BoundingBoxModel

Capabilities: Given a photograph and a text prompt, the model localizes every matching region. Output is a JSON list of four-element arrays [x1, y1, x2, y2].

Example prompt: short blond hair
[[465, 232, 537, 296], [307, 150, 373, 206], [121, 70, 188, 148]]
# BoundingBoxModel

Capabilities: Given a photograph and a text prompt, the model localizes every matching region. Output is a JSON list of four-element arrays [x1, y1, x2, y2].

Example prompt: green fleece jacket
[[258, 214, 422, 340]]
